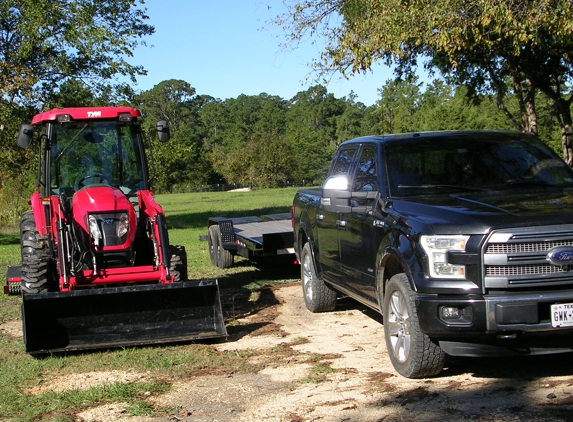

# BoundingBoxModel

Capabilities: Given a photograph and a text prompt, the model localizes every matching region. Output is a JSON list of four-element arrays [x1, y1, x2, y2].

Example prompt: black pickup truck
[[292, 130, 573, 378]]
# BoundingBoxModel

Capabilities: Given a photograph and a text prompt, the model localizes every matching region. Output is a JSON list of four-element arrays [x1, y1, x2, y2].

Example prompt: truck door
[[339, 145, 379, 303], [316, 146, 358, 283]]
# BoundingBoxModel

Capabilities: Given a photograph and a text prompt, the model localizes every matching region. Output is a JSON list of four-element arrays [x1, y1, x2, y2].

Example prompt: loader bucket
[[21, 280, 227, 354]]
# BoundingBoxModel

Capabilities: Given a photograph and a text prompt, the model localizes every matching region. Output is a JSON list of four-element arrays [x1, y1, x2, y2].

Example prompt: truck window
[[330, 147, 358, 177], [353, 148, 378, 192]]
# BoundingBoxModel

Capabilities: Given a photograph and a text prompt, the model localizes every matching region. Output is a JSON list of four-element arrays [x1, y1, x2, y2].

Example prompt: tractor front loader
[[5, 107, 227, 354]]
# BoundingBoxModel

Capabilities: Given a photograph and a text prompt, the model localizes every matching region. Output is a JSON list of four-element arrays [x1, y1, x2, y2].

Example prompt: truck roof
[[31, 106, 141, 125], [340, 130, 535, 146]]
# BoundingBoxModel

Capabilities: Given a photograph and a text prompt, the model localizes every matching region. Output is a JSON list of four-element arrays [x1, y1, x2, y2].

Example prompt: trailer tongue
[[22, 280, 226, 354]]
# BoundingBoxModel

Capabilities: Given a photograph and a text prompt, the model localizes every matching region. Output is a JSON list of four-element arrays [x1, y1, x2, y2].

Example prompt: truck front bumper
[[417, 290, 573, 339]]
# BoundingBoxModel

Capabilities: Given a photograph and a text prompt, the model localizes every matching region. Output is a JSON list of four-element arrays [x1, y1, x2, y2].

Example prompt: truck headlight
[[88, 215, 102, 241], [421, 235, 470, 279], [117, 213, 129, 238]]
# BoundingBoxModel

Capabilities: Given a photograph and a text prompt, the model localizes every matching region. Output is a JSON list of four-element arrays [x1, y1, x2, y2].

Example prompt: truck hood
[[391, 187, 573, 235]]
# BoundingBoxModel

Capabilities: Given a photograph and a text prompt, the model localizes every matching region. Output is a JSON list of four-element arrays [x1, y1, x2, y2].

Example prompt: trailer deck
[[207, 212, 295, 268]]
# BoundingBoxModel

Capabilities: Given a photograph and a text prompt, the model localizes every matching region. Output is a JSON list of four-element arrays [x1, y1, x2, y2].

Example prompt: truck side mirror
[[321, 176, 352, 213], [156, 120, 170, 143], [17, 124, 34, 148]]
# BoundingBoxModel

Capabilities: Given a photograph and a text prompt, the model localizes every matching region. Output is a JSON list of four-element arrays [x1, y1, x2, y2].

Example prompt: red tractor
[[5, 107, 226, 353]]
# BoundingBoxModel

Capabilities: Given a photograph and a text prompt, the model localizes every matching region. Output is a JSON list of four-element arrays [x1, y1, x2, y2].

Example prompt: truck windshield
[[385, 134, 573, 197], [50, 120, 145, 196]]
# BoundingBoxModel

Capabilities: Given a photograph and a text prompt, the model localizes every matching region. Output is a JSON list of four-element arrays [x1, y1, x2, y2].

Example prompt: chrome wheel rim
[[302, 252, 313, 302], [387, 289, 411, 363]]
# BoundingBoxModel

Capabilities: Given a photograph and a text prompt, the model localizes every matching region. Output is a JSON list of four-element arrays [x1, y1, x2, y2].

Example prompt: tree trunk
[[524, 78, 538, 135], [555, 98, 573, 165]]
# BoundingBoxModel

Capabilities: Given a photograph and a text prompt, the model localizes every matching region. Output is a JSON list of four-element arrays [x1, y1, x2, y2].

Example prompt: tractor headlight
[[420, 235, 469, 279], [117, 213, 129, 238], [88, 215, 102, 241]]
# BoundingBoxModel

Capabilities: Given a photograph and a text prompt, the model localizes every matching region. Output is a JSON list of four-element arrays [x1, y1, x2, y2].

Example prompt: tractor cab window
[[50, 121, 145, 196]]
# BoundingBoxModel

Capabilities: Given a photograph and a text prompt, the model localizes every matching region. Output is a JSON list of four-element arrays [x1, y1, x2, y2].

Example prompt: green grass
[[0, 187, 303, 421]]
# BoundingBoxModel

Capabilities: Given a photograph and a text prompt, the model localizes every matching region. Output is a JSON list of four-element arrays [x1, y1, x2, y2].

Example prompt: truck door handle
[[336, 219, 347, 227], [317, 214, 324, 220]]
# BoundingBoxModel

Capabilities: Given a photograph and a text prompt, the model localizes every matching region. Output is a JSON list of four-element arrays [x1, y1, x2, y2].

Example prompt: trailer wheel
[[20, 211, 56, 294], [169, 245, 188, 282], [301, 242, 337, 312], [383, 273, 445, 378], [209, 225, 234, 269], [208, 225, 218, 266]]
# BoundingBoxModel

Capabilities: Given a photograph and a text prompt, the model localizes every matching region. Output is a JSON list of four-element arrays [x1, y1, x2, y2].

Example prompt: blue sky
[[129, 0, 403, 107]]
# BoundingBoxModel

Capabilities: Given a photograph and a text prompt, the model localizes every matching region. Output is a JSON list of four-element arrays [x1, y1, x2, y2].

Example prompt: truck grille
[[483, 224, 573, 289]]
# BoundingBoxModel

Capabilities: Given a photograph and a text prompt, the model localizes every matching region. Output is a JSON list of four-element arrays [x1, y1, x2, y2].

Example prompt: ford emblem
[[547, 246, 573, 266]]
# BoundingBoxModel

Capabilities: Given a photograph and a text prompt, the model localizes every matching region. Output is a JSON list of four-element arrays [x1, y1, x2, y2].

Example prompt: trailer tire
[[210, 225, 234, 269], [383, 273, 445, 378], [169, 245, 187, 282], [208, 225, 218, 266], [20, 211, 56, 294], [301, 242, 337, 312]]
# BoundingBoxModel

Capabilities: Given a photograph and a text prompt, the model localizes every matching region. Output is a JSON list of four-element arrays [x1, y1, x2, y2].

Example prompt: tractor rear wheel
[[20, 211, 56, 294], [169, 245, 188, 282]]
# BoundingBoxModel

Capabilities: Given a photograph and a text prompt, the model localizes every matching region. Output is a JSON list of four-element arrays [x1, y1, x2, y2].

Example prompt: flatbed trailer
[[207, 212, 296, 268]]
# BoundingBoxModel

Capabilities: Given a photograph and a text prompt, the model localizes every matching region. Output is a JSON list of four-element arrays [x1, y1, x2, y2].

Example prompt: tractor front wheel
[[20, 211, 56, 294], [169, 245, 188, 282]]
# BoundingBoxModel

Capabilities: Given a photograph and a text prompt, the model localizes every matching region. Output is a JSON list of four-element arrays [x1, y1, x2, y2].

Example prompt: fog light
[[441, 306, 461, 319]]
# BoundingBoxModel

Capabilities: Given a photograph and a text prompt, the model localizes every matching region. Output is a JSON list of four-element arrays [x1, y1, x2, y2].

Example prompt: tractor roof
[[32, 106, 141, 125]]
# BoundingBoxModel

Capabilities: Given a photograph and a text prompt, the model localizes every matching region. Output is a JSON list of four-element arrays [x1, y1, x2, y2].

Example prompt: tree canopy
[[0, 0, 154, 109], [275, 0, 573, 162]]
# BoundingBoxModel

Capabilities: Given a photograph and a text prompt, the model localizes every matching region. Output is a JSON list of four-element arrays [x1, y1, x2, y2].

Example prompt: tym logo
[[87, 111, 101, 118]]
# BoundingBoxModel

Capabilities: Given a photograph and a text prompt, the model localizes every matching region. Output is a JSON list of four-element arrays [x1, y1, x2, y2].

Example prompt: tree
[[286, 85, 345, 184], [204, 93, 290, 187], [0, 0, 153, 109], [275, 0, 573, 162], [375, 77, 422, 134], [335, 91, 366, 143], [135, 80, 212, 192]]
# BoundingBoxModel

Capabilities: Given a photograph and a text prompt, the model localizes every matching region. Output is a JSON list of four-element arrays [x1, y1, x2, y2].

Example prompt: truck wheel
[[210, 225, 234, 269], [301, 242, 337, 312], [169, 245, 187, 282], [383, 273, 445, 378], [20, 211, 56, 294]]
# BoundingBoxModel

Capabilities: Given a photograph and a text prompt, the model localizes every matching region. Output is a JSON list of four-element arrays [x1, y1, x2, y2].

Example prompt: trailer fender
[[208, 217, 236, 246]]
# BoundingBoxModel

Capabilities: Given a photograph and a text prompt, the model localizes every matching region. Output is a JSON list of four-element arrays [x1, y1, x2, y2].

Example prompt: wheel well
[[298, 229, 308, 252], [378, 254, 404, 301]]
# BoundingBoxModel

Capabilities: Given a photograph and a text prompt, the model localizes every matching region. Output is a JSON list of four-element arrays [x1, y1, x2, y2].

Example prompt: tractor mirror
[[156, 120, 170, 143], [17, 124, 34, 148]]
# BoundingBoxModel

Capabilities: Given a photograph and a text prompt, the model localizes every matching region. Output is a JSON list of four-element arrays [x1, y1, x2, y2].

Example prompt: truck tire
[[169, 245, 187, 282], [210, 225, 233, 269], [383, 273, 445, 378], [301, 242, 337, 312], [20, 211, 56, 294]]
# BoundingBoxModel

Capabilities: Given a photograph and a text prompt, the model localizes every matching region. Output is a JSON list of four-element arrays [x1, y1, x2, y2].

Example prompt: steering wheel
[[74, 173, 111, 190]]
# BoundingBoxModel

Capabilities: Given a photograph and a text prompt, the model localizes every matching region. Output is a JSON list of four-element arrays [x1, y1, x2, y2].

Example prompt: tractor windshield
[[50, 120, 145, 196]]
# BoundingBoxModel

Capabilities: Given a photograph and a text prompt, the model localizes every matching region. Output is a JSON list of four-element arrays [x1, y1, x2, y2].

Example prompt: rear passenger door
[[339, 144, 380, 303]]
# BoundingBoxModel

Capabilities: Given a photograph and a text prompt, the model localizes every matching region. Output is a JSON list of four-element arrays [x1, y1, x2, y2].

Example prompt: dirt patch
[[0, 320, 21, 338], [12, 283, 573, 421], [26, 370, 151, 395]]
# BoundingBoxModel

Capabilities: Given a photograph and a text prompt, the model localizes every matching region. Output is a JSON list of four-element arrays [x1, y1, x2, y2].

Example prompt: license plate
[[551, 303, 573, 328]]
